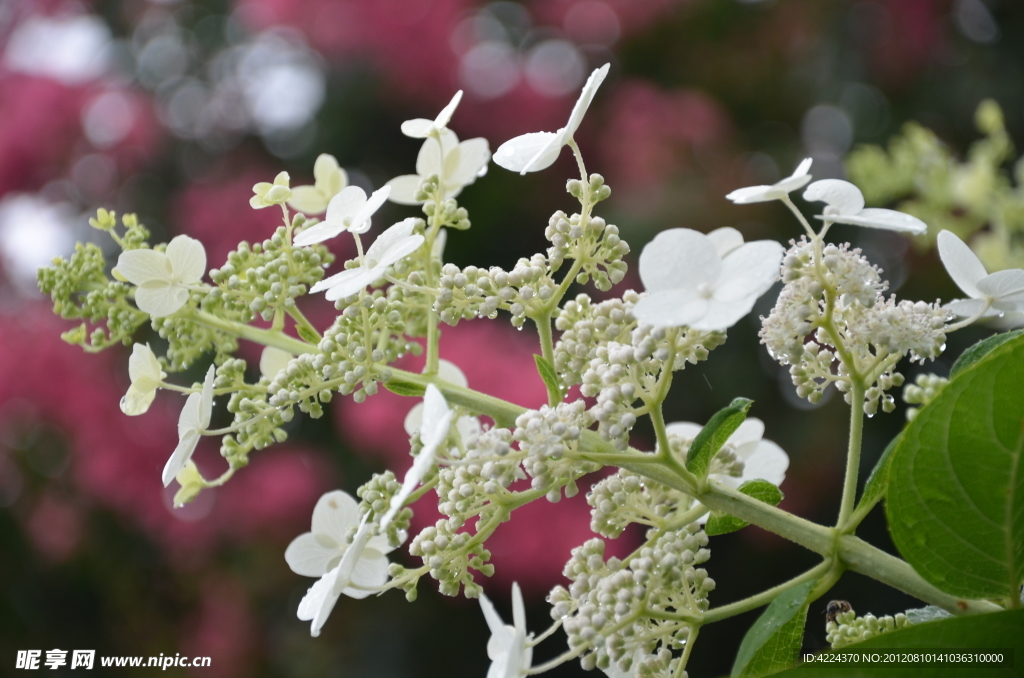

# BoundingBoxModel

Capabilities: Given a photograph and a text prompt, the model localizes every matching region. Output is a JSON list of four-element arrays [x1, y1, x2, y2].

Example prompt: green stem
[[837, 382, 865, 530], [702, 560, 836, 624], [183, 309, 315, 355], [287, 305, 322, 343], [534, 313, 561, 406]]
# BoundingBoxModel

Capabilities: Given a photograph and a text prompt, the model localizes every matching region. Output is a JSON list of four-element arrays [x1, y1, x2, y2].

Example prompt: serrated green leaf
[[949, 329, 1022, 379], [687, 397, 753, 479], [887, 332, 1024, 600], [706, 480, 784, 536], [771, 608, 1024, 678], [534, 354, 562, 399], [383, 381, 427, 397], [732, 580, 814, 677], [851, 430, 903, 520]]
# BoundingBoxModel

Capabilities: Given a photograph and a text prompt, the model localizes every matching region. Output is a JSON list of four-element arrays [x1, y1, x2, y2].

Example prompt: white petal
[[977, 269, 1024, 303], [511, 581, 526, 631], [433, 90, 463, 129], [386, 175, 427, 205], [259, 346, 293, 381], [325, 185, 368, 224], [163, 429, 199, 487], [725, 185, 775, 204], [404, 403, 424, 436], [633, 290, 708, 328], [416, 136, 445, 178], [165, 235, 206, 283], [128, 343, 163, 385], [493, 132, 560, 174], [715, 240, 783, 302], [479, 591, 509, 638], [348, 185, 391, 233], [803, 179, 865, 216], [664, 422, 702, 440], [288, 185, 329, 215], [829, 208, 927, 235], [447, 137, 491, 190], [638, 228, 721, 294], [292, 219, 344, 247], [742, 440, 789, 487], [401, 118, 434, 138], [728, 418, 765, 450], [116, 249, 173, 286], [420, 384, 453, 451], [346, 549, 390, 593], [323, 268, 382, 302], [564, 63, 610, 138], [945, 297, 990, 318], [120, 384, 157, 416], [135, 285, 189, 318], [772, 158, 814, 194], [707, 227, 744, 257], [366, 217, 419, 261], [437, 359, 469, 388], [377, 234, 425, 269], [691, 297, 758, 331], [313, 153, 345, 196], [285, 532, 338, 577], [310, 568, 343, 637], [198, 365, 215, 431], [311, 490, 360, 540], [937, 230, 987, 299], [297, 569, 332, 620]]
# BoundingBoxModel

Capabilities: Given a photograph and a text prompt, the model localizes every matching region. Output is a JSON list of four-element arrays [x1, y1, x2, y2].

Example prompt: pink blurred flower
[[180, 577, 256, 678], [25, 491, 83, 563]]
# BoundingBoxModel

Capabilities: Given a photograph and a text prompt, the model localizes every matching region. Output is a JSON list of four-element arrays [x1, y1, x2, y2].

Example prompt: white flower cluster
[[543, 202, 630, 292], [761, 238, 950, 412], [826, 607, 910, 649], [555, 292, 641, 384], [514, 401, 598, 501], [408, 517, 491, 598], [588, 469, 684, 538], [434, 257, 552, 327], [549, 528, 712, 678], [436, 426, 524, 520]]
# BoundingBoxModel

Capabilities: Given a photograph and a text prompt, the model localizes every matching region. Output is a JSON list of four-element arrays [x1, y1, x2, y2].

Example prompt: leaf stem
[[837, 381, 865, 529]]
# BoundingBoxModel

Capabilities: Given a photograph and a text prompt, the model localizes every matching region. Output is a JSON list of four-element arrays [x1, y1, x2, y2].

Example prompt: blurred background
[[1, 0, 1022, 676]]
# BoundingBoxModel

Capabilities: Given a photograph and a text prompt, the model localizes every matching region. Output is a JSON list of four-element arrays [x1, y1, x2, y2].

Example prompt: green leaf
[[887, 332, 1024, 600], [732, 580, 814, 677], [706, 480, 784, 536], [949, 329, 1022, 379], [770, 608, 1024, 678], [296, 324, 321, 344], [686, 397, 753, 479], [383, 381, 426, 397], [534, 354, 562, 399], [851, 430, 903, 519]]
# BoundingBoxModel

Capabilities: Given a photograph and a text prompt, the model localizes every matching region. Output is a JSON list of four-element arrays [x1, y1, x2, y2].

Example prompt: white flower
[[479, 582, 533, 678], [120, 343, 166, 416], [387, 129, 490, 205], [116, 235, 206, 318], [493, 64, 610, 175], [403, 360, 480, 441], [938, 230, 1024, 317], [286, 490, 395, 583], [296, 515, 388, 636], [250, 171, 292, 209], [726, 158, 813, 204], [803, 180, 927, 234], [666, 417, 789, 506], [259, 346, 293, 381], [163, 365, 215, 487], [292, 185, 391, 246], [288, 154, 348, 215], [380, 384, 452, 530], [309, 217, 425, 301], [633, 228, 783, 330], [401, 90, 464, 138]]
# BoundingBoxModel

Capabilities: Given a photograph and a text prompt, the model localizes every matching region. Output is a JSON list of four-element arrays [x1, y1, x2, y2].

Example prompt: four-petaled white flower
[[938, 230, 1024, 318], [493, 64, 610, 175], [292, 185, 392, 247], [401, 90, 464, 139], [633, 227, 783, 330], [286, 489, 395, 589], [310, 217, 425, 301], [163, 365, 215, 487], [288, 154, 348, 215], [666, 418, 789, 497], [259, 346, 293, 381], [387, 129, 491, 205], [726, 158, 813, 204], [380, 384, 452, 530], [120, 343, 166, 416], [116, 234, 207, 318], [479, 582, 533, 678], [250, 171, 292, 209], [296, 515, 386, 636], [803, 179, 927, 234]]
